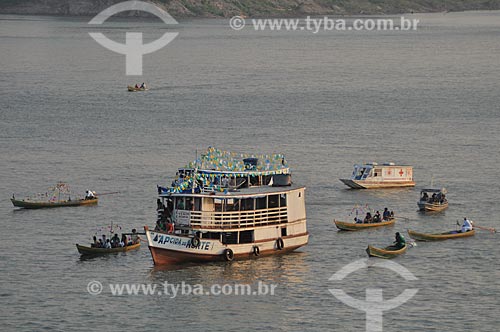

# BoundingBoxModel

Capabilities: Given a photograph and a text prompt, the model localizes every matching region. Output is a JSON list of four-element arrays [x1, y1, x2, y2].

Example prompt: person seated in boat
[[461, 217, 473, 232], [85, 190, 96, 200], [422, 192, 429, 202], [140, 82, 146, 89], [111, 234, 120, 248], [90, 236, 98, 248], [383, 208, 391, 221], [431, 193, 437, 203], [363, 212, 372, 224], [394, 232, 406, 249], [104, 239, 111, 249], [390, 210, 395, 218], [373, 211, 381, 223], [130, 229, 141, 245], [440, 193, 446, 204], [97, 239, 104, 248], [354, 217, 363, 224], [121, 234, 128, 247], [135, 83, 139, 89]]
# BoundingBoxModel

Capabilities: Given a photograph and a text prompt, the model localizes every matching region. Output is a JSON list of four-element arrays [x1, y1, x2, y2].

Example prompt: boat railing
[[187, 206, 288, 229]]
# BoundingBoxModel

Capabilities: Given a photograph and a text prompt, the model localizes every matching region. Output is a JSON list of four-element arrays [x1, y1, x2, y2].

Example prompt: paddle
[[95, 191, 121, 196], [471, 221, 497, 233]]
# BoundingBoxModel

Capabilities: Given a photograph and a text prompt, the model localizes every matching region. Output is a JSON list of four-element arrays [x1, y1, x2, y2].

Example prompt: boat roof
[[355, 163, 412, 167], [160, 184, 305, 199], [421, 188, 447, 193]]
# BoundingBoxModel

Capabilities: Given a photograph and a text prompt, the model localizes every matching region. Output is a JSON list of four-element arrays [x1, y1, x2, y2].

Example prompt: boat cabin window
[[185, 197, 193, 211], [268, 195, 279, 208], [175, 197, 185, 210], [281, 227, 287, 237], [355, 167, 365, 180], [250, 175, 261, 186], [262, 175, 273, 185], [226, 198, 240, 211], [214, 198, 223, 212], [256, 196, 267, 210], [193, 197, 201, 211], [241, 198, 254, 211], [239, 230, 254, 244], [222, 232, 238, 245], [374, 168, 381, 177], [280, 194, 286, 207]]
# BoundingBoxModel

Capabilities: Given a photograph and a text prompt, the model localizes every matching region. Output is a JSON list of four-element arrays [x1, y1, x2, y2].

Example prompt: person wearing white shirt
[[461, 217, 473, 232], [85, 190, 95, 199]]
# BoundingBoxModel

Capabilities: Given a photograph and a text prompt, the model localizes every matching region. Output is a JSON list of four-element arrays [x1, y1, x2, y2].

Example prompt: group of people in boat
[[156, 199, 175, 233], [421, 192, 446, 204], [355, 207, 394, 224], [134, 83, 147, 89], [90, 229, 141, 249]]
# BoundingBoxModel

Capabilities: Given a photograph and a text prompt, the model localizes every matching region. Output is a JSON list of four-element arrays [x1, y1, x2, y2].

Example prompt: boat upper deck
[[160, 183, 305, 199], [160, 147, 294, 195]]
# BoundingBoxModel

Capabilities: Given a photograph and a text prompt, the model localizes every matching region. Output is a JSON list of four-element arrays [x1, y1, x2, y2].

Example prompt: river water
[[1, 10, 499, 331]]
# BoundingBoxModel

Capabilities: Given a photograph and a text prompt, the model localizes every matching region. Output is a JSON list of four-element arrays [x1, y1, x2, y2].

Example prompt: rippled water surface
[[1, 11, 500, 332]]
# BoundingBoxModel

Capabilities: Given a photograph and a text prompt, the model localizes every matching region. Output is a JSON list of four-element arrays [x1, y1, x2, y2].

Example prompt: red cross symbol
[[399, 169, 404, 176], [387, 170, 391, 175]]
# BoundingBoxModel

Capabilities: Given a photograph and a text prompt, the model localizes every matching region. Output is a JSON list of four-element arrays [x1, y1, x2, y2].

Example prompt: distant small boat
[[76, 242, 140, 255], [334, 218, 396, 231], [408, 229, 475, 241], [11, 197, 98, 209], [11, 183, 98, 209], [418, 188, 448, 212], [366, 244, 407, 259], [340, 162, 415, 189], [128, 85, 148, 92]]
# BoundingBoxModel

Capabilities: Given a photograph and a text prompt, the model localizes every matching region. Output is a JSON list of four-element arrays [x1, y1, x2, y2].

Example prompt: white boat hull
[[340, 179, 416, 189]]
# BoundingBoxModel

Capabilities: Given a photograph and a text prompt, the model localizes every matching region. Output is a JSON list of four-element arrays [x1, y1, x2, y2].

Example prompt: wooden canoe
[[76, 242, 141, 255], [11, 197, 98, 209], [408, 229, 475, 241], [366, 244, 407, 259], [417, 201, 448, 212], [334, 218, 396, 231], [127, 86, 148, 92]]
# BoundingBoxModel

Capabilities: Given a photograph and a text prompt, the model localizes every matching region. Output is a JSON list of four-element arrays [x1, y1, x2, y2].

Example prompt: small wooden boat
[[366, 244, 407, 259], [408, 229, 475, 241], [11, 197, 98, 209], [76, 242, 140, 255], [418, 188, 448, 212], [334, 218, 396, 231], [128, 85, 148, 92]]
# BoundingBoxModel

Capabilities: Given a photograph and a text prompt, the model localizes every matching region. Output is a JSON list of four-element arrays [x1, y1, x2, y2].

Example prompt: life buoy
[[276, 238, 284, 250], [191, 236, 200, 247], [252, 245, 260, 256], [224, 248, 234, 261]]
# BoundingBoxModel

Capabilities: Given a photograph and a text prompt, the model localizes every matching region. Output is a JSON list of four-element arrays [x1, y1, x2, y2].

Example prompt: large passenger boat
[[145, 147, 309, 265], [340, 162, 415, 189]]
